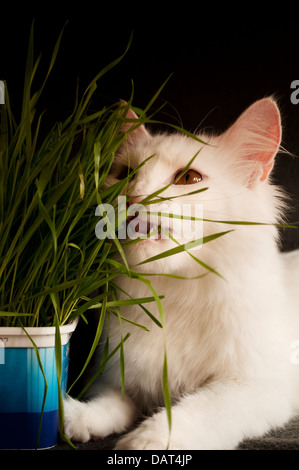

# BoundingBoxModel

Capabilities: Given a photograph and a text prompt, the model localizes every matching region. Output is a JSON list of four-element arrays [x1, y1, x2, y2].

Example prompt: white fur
[[64, 98, 299, 449]]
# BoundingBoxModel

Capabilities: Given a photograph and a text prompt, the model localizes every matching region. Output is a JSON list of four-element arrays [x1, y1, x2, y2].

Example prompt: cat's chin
[[123, 237, 173, 270], [130, 235, 172, 252], [123, 236, 198, 274]]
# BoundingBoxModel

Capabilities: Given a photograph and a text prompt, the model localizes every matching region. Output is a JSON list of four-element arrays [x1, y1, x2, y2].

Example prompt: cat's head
[[106, 98, 283, 274]]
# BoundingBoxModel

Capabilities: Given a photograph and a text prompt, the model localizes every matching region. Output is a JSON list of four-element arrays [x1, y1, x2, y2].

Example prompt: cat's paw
[[64, 396, 94, 443], [114, 412, 181, 450], [64, 392, 136, 443]]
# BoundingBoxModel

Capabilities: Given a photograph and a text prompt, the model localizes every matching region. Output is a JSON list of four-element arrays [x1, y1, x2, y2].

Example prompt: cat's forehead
[[132, 133, 207, 167]]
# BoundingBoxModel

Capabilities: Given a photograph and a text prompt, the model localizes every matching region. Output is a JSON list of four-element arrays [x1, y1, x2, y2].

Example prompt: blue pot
[[0, 320, 78, 449]]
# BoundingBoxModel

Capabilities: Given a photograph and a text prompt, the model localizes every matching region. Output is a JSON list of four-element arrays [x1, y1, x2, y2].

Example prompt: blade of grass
[[163, 229, 225, 279], [163, 351, 172, 442], [107, 307, 149, 331], [135, 230, 233, 267], [75, 333, 131, 400], [110, 280, 163, 328], [67, 274, 109, 395], [52, 302, 76, 448], [20, 323, 48, 450]]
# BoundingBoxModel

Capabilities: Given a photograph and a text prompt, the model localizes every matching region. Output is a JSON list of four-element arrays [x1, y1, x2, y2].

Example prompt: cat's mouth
[[126, 217, 165, 241]]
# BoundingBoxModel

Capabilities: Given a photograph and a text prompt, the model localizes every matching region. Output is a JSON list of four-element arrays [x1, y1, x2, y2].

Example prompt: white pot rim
[[0, 317, 79, 348]]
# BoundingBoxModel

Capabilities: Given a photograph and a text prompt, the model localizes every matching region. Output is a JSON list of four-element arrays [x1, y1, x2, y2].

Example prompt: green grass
[[0, 23, 251, 447], [0, 25, 152, 328], [0, 25, 182, 446]]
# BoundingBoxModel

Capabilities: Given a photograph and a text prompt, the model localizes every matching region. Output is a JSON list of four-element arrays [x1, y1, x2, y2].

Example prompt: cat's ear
[[120, 102, 150, 141], [222, 97, 281, 186]]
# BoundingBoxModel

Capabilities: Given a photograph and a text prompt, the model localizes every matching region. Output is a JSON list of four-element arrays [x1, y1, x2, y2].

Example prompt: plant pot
[[0, 318, 78, 449]]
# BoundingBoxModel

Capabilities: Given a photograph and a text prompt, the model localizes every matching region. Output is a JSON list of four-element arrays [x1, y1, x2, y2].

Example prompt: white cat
[[64, 98, 299, 449]]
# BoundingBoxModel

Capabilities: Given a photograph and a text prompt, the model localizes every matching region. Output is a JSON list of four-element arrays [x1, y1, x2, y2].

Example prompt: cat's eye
[[174, 169, 203, 185], [117, 165, 133, 180]]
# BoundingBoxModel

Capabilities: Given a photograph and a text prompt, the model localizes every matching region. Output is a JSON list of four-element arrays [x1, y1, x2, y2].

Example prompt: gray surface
[[238, 417, 299, 450], [53, 416, 299, 450]]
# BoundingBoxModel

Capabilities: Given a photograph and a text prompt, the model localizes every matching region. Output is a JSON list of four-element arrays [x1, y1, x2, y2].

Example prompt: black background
[[2, 5, 299, 393]]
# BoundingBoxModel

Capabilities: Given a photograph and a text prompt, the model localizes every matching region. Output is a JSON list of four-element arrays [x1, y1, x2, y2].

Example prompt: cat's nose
[[126, 196, 144, 224], [127, 195, 144, 206]]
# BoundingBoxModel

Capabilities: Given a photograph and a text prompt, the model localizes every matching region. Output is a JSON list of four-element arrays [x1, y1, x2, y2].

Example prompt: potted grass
[[0, 23, 244, 450], [0, 25, 165, 449]]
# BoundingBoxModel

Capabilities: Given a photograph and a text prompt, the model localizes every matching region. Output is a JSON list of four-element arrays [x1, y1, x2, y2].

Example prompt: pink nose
[[128, 195, 144, 206]]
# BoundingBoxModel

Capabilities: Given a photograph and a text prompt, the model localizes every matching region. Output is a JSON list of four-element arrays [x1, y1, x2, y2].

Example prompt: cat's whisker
[[193, 106, 220, 135]]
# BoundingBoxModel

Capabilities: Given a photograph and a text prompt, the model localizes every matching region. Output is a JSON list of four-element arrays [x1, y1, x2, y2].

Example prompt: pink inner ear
[[120, 102, 149, 139], [260, 161, 274, 182], [124, 107, 140, 121], [223, 98, 282, 185], [255, 100, 281, 182]]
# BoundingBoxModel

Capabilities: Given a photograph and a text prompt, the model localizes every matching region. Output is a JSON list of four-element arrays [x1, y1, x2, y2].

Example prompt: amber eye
[[174, 169, 203, 185]]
